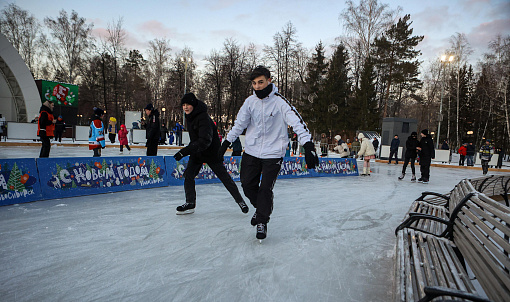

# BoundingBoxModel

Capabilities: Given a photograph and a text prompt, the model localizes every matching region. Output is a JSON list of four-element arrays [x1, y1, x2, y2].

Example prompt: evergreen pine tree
[[322, 43, 351, 133], [6, 163, 25, 192], [149, 159, 159, 179], [298, 41, 328, 134], [353, 57, 379, 130]]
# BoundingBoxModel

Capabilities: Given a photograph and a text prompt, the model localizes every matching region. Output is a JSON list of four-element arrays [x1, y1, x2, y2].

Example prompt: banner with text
[[0, 158, 42, 206], [37, 156, 168, 199], [165, 156, 358, 186]]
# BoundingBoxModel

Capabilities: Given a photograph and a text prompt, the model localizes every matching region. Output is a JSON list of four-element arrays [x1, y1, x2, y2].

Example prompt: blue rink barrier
[[165, 156, 358, 186], [37, 156, 168, 200], [1, 156, 358, 206], [0, 158, 42, 206]]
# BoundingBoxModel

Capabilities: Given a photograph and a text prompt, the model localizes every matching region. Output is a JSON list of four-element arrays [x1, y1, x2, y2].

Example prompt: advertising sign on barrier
[[38, 156, 169, 199], [165, 156, 358, 186], [0, 158, 41, 206]]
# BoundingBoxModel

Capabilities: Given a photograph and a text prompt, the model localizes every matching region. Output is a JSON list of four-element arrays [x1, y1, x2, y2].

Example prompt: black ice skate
[[411, 174, 416, 182], [176, 202, 195, 215], [398, 173, 405, 180], [256, 223, 267, 241], [237, 200, 249, 214], [251, 212, 269, 226]]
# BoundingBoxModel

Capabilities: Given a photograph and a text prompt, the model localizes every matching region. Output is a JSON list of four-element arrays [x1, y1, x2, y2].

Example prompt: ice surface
[[0, 144, 507, 301]]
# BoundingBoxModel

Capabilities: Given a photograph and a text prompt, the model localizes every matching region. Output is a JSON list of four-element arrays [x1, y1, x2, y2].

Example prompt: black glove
[[218, 140, 230, 159], [173, 151, 184, 161], [303, 141, 319, 169]]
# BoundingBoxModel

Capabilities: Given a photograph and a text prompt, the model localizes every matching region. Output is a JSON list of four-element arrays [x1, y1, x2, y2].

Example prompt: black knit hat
[[144, 103, 154, 111], [421, 129, 429, 135], [93, 107, 104, 116], [181, 93, 199, 107]]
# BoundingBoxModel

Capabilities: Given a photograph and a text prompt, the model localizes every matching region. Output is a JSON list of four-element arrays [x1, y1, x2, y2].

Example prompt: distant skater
[[398, 132, 419, 181], [118, 124, 131, 154], [89, 107, 106, 157], [356, 133, 376, 176]]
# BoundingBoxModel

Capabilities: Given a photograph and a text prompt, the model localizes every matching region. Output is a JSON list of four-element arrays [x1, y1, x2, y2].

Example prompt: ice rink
[[0, 144, 507, 301]]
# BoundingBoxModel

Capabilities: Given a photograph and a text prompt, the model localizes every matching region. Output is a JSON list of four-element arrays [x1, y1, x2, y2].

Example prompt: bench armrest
[[395, 213, 451, 236], [419, 286, 491, 302], [415, 191, 450, 202]]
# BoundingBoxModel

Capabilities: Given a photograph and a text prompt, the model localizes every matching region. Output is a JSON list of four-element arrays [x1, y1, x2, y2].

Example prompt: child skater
[[118, 124, 131, 154]]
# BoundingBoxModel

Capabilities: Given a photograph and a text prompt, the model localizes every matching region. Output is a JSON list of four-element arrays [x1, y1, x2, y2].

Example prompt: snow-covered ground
[[0, 143, 508, 301]]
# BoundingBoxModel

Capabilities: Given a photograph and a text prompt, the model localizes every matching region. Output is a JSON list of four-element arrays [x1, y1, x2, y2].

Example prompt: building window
[[402, 122, 409, 133]]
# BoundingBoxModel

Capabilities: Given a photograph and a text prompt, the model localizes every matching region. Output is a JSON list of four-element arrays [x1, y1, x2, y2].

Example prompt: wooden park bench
[[395, 190, 510, 301]]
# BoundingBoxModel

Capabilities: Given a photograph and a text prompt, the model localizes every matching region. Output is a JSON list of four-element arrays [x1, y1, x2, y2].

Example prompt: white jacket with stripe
[[226, 84, 312, 159]]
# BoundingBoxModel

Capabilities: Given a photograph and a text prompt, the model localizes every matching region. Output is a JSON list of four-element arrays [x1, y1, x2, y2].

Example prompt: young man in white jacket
[[218, 66, 318, 240]]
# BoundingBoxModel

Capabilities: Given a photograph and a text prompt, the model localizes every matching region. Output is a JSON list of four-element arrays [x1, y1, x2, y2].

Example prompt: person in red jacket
[[458, 143, 467, 166], [37, 100, 56, 158], [118, 124, 131, 154]]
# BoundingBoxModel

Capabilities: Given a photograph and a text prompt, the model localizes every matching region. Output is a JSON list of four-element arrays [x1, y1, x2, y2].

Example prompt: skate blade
[[259, 240, 263, 244], [176, 209, 195, 215]]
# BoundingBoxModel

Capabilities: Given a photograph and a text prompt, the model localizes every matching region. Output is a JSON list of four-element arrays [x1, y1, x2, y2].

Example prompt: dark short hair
[[249, 65, 271, 81]]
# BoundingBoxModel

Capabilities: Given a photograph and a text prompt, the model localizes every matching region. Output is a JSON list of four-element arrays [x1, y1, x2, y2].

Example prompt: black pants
[[401, 157, 416, 175], [459, 155, 465, 166], [481, 159, 490, 175], [420, 158, 431, 181], [120, 145, 131, 152], [146, 139, 158, 156], [389, 149, 398, 163], [240, 153, 282, 224], [54, 131, 63, 142], [184, 157, 244, 204], [39, 136, 51, 158], [93, 148, 101, 157], [109, 133, 116, 143]]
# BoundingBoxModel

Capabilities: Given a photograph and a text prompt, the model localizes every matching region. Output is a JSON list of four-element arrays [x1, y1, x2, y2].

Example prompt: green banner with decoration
[[39, 80, 79, 107]]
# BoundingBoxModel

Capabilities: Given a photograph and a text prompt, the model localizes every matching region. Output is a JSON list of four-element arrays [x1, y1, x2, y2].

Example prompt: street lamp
[[161, 107, 166, 126], [180, 56, 192, 126], [436, 54, 454, 149]]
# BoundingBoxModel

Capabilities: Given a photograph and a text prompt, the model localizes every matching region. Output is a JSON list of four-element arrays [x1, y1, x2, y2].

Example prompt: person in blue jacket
[[89, 107, 106, 157], [388, 135, 400, 164]]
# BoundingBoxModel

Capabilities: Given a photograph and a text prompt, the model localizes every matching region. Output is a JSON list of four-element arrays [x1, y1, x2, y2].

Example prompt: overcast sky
[[4, 0, 510, 70]]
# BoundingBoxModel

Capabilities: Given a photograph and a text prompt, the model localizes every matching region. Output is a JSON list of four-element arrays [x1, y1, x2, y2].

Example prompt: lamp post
[[180, 56, 192, 126], [161, 107, 166, 126], [436, 54, 454, 149]]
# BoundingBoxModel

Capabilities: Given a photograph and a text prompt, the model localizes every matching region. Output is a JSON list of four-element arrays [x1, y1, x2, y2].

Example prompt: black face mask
[[254, 83, 273, 99]]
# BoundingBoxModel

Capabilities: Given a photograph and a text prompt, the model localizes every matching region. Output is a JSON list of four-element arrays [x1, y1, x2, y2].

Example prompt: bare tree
[[102, 17, 126, 119], [145, 38, 172, 110], [264, 21, 302, 97], [339, 0, 400, 87], [43, 10, 93, 83], [448, 33, 473, 148], [0, 3, 42, 75]]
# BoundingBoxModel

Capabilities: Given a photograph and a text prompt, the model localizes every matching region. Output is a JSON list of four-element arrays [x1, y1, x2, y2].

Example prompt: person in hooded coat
[[333, 135, 349, 158], [118, 124, 131, 154], [144, 103, 160, 156], [417, 129, 435, 183], [356, 133, 376, 176], [173, 93, 248, 216], [398, 132, 419, 181]]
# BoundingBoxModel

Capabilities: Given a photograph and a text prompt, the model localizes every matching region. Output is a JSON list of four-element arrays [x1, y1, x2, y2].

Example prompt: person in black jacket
[[54, 115, 65, 143], [388, 135, 400, 164], [144, 103, 160, 156], [417, 129, 435, 184], [398, 132, 419, 181], [466, 142, 476, 166], [173, 93, 248, 215], [37, 100, 56, 158]]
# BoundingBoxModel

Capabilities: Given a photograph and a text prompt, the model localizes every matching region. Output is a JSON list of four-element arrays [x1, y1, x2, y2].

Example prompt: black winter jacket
[[418, 135, 435, 160], [179, 100, 221, 163], [146, 109, 161, 140], [404, 135, 419, 158]]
